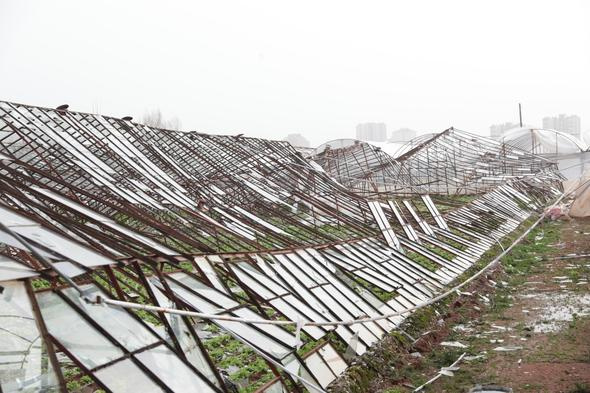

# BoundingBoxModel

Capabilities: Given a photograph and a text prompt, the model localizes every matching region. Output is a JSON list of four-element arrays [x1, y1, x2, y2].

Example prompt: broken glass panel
[[367, 201, 401, 250], [0, 255, 38, 282], [62, 285, 160, 352], [0, 206, 114, 267], [36, 291, 125, 369], [0, 281, 59, 393]]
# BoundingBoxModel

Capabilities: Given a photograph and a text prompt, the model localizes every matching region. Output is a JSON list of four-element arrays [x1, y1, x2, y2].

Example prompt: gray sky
[[1, 1, 589, 146]]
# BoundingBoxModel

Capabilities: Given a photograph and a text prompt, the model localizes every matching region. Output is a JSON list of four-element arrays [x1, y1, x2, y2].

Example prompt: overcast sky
[[1, 1, 589, 146]]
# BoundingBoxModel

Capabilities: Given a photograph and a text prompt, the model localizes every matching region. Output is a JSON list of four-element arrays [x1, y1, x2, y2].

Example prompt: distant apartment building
[[284, 133, 310, 148], [490, 122, 519, 139], [542, 114, 581, 139], [389, 128, 416, 142], [356, 122, 387, 142]]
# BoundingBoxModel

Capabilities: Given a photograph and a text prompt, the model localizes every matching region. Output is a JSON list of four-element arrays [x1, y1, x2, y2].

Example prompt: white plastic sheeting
[[502, 128, 587, 156]]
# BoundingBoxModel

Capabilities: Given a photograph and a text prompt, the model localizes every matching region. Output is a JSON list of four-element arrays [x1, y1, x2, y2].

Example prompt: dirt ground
[[378, 218, 590, 393], [446, 218, 590, 392]]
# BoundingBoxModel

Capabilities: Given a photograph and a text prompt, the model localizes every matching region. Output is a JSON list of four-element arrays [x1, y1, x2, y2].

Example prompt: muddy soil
[[369, 219, 590, 393]]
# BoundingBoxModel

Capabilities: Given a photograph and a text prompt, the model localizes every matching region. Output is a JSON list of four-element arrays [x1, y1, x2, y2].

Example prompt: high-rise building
[[389, 128, 416, 142], [490, 122, 519, 139], [356, 122, 387, 142], [542, 114, 581, 139], [284, 133, 310, 148]]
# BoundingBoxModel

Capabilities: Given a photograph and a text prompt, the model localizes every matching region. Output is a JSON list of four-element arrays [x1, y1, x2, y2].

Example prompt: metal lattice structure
[[311, 128, 560, 197], [0, 101, 563, 393]]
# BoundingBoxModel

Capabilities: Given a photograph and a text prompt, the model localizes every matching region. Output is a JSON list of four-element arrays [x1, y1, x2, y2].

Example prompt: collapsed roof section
[[501, 127, 587, 156], [0, 100, 383, 254], [311, 128, 562, 197], [0, 101, 563, 393]]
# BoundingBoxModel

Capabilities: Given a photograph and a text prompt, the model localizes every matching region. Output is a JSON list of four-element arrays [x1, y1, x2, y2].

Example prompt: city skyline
[[489, 113, 584, 141], [285, 111, 587, 148], [283, 133, 310, 148], [356, 122, 387, 142], [543, 113, 581, 138]]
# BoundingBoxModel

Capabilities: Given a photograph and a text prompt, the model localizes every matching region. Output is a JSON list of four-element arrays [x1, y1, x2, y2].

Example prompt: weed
[[430, 348, 464, 368], [383, 387, 406, 393], [569, 382, 590, 393]]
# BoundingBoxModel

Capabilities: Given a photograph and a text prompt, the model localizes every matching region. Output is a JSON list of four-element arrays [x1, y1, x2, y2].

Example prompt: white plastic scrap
[[413, 352, 466, 392], [440, 341, 468, 348], [439, 366, 460, 377], [464, 354, 486, 362], [452, 324, 473, 333], [491, 324, 510, 331], [493, 346, 522, 352]]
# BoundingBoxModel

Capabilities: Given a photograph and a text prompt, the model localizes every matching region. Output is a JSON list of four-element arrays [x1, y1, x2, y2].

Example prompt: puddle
[[526, 292, 590, 332]]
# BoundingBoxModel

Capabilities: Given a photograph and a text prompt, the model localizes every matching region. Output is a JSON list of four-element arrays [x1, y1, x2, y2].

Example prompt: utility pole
[[519, 103, 523, 127]]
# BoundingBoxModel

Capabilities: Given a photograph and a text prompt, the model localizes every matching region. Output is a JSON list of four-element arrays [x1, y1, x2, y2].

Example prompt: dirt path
[[366, 219, 590, 393], [424, 219, 590, 392]]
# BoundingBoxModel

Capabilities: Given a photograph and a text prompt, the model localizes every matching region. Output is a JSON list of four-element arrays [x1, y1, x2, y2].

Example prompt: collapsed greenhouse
[[0, 101, 569, 392], [310, 128, 561, 196]]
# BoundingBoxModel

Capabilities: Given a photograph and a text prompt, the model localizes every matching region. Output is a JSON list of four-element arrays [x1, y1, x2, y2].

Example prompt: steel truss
[[0, 101, 563, 392]]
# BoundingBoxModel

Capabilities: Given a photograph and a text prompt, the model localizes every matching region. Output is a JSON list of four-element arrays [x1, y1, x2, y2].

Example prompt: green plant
[[569, 382, 590, 393], [383, 387, 406, 393]]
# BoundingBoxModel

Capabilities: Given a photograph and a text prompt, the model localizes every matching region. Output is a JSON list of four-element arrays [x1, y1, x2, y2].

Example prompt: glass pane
[[36, 291, 124, 369], [169, 272, 238, 310], [94, 359, 164, 393], [0, 256, 38, 282], [0, 205, 113, 268], [231, 266, 276, 299], [147, 282, 219, 387], [0, 281, 59, 393], [269, 297, 326, 340], [195, 256, 229, 294], [215, 318, 293, 361], [136, 345, 217, 393], [319, 343, 347, 376], [232, 308, 296, 347], [304, 352, 335, 388], [63, 285, 160, 352], [165, 280, 221, 314]]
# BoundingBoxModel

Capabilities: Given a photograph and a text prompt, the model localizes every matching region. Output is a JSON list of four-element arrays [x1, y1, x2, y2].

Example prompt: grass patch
[[406, 251, 439, 271], [203, 333, 275, 393]]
